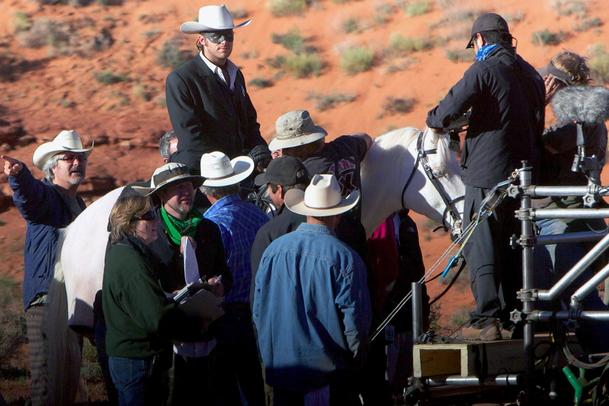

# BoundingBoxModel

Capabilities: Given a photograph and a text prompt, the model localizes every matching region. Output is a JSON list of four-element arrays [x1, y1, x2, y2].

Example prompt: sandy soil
[[0, 0, 608, 400]]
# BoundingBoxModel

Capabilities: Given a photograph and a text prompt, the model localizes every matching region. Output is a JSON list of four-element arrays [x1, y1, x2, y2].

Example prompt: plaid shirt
[[204, 195, 268, 303]]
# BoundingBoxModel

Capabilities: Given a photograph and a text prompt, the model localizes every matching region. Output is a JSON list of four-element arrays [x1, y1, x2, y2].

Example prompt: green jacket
[[103, 235, 202, 358]]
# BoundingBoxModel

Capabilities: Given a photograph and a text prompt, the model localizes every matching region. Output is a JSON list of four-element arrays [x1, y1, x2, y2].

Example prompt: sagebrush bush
[[340, 46, 375, 75], [575, 17, 602, 32], [405, 1, 431, 17], [285, 53, 323, 78], [157, 38, 191, 69], [445, 48, 474, 63], [13, 12, 31, 33], [532, 29, 566, 46], [549, 0, 587, 18], [272, 29, 306, 53], [249, 77, 274, 88], [268, 0, 307, 16], [382, 96, 416, 116], [341, 18, 360, 34], [388, 33, 432, 56], [95, 70, 129, 84], [308, 92, 357, 111], [589, 44, 609, 83]]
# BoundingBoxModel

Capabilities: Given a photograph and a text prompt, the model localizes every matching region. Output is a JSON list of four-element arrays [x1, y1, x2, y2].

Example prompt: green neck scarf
[[160, 206, 203, 246]]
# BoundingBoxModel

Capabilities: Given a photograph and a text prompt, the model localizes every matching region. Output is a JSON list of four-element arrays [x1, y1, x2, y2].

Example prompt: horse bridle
[[400, 130, 464, 235]]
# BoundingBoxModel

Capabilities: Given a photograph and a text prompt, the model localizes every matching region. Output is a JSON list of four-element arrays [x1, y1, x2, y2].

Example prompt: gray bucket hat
[[268, 110, 328, 151]]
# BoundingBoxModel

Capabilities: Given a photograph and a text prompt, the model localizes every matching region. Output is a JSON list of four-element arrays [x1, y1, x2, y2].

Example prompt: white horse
[[46, 126, 464, 404]]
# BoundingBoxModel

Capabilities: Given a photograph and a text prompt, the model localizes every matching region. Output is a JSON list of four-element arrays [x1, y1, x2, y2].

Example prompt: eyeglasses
[[203, 30, 234, 44], [58, 153, 87, 163], [135, 210, 158, 221]]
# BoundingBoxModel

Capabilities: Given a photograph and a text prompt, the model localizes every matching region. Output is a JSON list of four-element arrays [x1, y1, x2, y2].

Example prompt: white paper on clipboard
[[181, 236, 201, 285]]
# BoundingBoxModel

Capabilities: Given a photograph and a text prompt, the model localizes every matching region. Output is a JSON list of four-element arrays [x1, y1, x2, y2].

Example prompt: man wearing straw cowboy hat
[[200, 151, 268, 405], [166, 4, 270, 174], [253, 174, 372, 405], [2, 130, 93, 405]]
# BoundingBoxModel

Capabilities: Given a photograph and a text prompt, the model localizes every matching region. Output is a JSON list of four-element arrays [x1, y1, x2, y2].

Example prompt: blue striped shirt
[[204, 195, 268, 303]]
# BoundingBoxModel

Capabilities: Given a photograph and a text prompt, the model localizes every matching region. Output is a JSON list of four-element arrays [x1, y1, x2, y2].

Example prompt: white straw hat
[[200, 151, 254, 187], [284, 174, 360, 217], [269, 110, 327, 151], [180, 5, 252, 34], [32, 130, 94, 170]]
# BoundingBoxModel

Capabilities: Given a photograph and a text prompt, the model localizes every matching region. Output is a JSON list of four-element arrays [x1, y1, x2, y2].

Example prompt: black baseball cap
[[254, 156, 310, 187], [466, 13, 511, 49]]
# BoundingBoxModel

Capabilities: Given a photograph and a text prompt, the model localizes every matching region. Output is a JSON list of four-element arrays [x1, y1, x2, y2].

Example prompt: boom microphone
[[551, 85, 609, 124]]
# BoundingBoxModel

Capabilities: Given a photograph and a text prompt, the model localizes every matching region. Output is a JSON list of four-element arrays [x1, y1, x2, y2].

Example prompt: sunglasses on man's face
[[59, 153, 87, 163], [203, 30, 234, 44], [135, 210, 158, 222]]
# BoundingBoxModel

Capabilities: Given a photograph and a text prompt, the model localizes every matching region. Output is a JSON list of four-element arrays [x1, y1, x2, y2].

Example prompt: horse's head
[[361, 127, 465, 237]]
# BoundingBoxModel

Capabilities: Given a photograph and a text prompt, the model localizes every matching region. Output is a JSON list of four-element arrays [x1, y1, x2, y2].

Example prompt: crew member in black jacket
[[426, 13, 545, 340], [166, 5, 269, 173]]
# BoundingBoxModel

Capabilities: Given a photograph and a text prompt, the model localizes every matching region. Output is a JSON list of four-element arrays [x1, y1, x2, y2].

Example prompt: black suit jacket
[[166, 55, 266, 172]]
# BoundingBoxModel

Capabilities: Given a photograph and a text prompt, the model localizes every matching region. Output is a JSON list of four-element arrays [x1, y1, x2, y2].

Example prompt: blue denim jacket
[[204, 194, 268, 303], [252, 223, 371, 391], [9, 166, 84, 309]]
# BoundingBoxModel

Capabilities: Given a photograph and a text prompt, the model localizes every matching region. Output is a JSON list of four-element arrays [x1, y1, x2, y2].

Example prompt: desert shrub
[[157, 38, 191, 69], [265, 55, 287, 69], [504, 11, 525, 24], [373, 3, 395, 25], [268, 0, 307, 16], [13, 12, 31, 33], [532, 29, 566, 46], [97, 0, 124, 5], [272, 29, 306, 53], [308, 92, 357, 111], [575, 17, 602, 32], [249, 77, 274, 88], [95, 70, 128, 84], [340, 46, 375, 75], [341, 17, 360, 34], [405, 1, 431, 17], [0, 276, 26, 365], [17, 19, 69, 49], [231, 8, 249, 19], [387, 33, 432, 56], [549, 0, 587, 18], [380, 96, 416, 117], [132, 84, 153, 101], [449, 307, 471, 329], [285, 53, 323, 78], [589, 44, 609, 84], [445, 48, 474, 63]]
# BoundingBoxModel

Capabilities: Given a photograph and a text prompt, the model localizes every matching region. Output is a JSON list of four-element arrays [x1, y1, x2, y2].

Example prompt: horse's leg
[[45, 232, 83, 406]]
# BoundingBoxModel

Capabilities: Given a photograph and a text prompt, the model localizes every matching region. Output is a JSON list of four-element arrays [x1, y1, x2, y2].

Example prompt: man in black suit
[[166, 4, 270, 173]]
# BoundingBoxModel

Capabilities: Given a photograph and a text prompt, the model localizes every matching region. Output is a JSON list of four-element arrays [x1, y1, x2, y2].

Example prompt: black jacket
[[427, 46, 545, 188], [150, 213, 232, 295], [166, 55, 267, 171]]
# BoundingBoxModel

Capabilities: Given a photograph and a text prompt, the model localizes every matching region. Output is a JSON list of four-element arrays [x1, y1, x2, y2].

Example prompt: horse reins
[[400, 130, 463, 234]]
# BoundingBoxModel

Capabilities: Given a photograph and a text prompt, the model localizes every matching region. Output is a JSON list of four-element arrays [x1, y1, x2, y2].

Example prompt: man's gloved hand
[[248, 144, 272, 172]]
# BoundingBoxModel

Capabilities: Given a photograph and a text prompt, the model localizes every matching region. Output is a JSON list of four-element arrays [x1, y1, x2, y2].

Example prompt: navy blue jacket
[[9, 167, 85, 309]]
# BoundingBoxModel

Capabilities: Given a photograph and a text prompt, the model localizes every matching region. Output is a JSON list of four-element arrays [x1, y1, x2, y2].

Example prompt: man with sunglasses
[[166, 4, 270, 174], [2, 129, 93, 404], [426, 13, 545, 341]]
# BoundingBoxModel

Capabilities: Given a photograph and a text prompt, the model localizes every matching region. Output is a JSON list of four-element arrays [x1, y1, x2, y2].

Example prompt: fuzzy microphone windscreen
[[551, 85, 609, 124]]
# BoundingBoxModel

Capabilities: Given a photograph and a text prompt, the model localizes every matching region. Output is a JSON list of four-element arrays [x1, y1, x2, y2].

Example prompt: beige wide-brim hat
[[268, 110, 328, 151], [132, 163, 203, 196], [180, 4, 252, 34], [200, 151, 254, 187], [32, 130, 94, 170], [285, 174, 360, 217]]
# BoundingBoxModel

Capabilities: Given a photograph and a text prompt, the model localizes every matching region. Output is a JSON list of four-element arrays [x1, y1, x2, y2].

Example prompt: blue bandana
[[475, 44, 499, 61]]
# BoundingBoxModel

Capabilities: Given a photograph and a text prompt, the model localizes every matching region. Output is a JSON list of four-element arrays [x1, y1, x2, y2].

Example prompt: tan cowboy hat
[[180, 4, 252, 34], [268, 110, 328, 151], [132, 163, 203, 196], [200, 151, 254, 187], [32, 130, 94, 170], [285, 174, 360, 217]]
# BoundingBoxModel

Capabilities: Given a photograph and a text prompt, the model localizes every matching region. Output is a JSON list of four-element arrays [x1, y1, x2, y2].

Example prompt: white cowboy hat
[[200, 151, 254, 187], [132, 163, 203, 196], [180, 5, 252, 34], [285, 174, 360, 217], [269, 110, 328, 151], [32, 130, 94, 170]]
